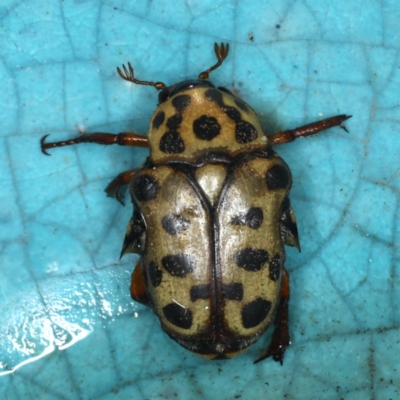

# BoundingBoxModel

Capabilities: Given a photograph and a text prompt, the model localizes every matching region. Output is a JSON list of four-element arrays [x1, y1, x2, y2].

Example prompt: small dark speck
[[234, 396, 241, 399], [237, 82, 243, 87], [314, 70, 318, 74], [276, 24, 281, 29], [248, 32, 254, 42], [293, 65, 298, 69]]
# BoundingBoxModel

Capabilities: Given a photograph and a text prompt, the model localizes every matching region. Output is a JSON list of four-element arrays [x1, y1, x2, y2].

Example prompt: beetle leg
[[267, 114, 352, 146], [105, 169, 136, 205], [40, 132, 149, 155], [280, 197, 300, 251], [254, 268, 290, 365], [130, 260, 152, 307]]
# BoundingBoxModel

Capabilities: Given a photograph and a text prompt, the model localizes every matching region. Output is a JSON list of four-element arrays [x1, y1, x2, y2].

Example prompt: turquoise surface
[[1, 1, 399, 399]]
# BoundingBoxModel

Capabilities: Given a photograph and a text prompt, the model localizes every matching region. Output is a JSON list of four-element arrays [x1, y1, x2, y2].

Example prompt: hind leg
[[255, 268, 290, 364], [130, 260, 152, 307]]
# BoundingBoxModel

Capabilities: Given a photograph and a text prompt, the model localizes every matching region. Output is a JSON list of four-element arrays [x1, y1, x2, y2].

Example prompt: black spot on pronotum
[[162, 214, 190, 235], [222, 283, 243, 301], [132, 174, 158, 201], [159, 131, 185, 154], [193, 115, 221, 141], [162, 253, 195, 277], [234, 248, 269, 271], [163, 303, 193, 329], [269, 254, 281, 281], [172, 94, 191, 112], [205, 88, 224, 106], [223, 106, 241, 122], [235, 121, 258, 143], [242, 298, 272, 329], [266, 164, 290, 190], [148, 261, 162, 287], [232, 207, 263, 229], [152, 111, 165, 129], [190, 284, 211, 301], [166, 113, 183, 130]]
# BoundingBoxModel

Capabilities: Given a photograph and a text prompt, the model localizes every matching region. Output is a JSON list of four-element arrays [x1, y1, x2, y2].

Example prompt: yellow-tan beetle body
[[41, 43, 350, 363]]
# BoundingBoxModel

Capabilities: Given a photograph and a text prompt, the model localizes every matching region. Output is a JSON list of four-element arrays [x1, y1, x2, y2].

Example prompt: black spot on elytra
[[246, 208, 263, 229], [234, 98, 249, 112], [234, 248, 269, 271], [193, 115, 221, 141], [166, 113, 182, 130], [190, 284, 211, 301], [205, 88, 224, 106], [172, 94, 191, 112], [232, 207, 263, 229], [132, 175, 158, 201], [162, 254, 195, 277], [269, 254, 281, 281], [266, 164, 290, 190], [162, 214, 190, 235], [163, 303, 193, 329], [222, 106, 241, 122], [222, 283, 243, 301], [242, 298, 272, 329], [148, 261, 162, 287], [235, 121, 258, 143], [152, 111, 165, 129], [159, 131, 185, 154]]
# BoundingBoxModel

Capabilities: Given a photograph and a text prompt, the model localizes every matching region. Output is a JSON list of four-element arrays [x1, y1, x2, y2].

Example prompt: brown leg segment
[[255, 268, 290, 365], [130, 260, 152, 307], [105, 169, 136, 205], [267, 114, 351, 146], [40, 132, 149, 155]]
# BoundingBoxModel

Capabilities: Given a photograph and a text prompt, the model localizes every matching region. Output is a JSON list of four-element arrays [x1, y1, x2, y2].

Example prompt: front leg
[[40, 131, 149, 155], [267, 114, 351, 145]]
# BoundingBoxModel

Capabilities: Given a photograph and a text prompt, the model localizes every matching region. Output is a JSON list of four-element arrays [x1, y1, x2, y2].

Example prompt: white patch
[[195, 164, 227, 205]]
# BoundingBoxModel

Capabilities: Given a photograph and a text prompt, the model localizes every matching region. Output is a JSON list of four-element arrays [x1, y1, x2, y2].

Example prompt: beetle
[[41, 43, 350, 364]]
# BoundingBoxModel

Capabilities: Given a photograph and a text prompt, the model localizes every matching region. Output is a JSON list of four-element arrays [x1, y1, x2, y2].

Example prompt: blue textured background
[[1, 1, 399, 399]]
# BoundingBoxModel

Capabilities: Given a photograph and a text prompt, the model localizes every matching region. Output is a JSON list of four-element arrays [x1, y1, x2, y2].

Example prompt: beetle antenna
[[198, 42, 230, 80], [117, 62, 166, 90]]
